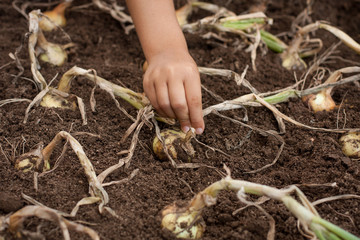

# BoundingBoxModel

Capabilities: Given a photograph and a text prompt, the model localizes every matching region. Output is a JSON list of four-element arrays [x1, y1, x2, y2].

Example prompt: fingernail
[[195, 128, 203, 134], [182, 126, 190, 133]]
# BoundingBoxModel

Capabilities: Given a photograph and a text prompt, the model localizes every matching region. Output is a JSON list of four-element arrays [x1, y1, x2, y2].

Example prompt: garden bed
[[0, 0, 359, 239]]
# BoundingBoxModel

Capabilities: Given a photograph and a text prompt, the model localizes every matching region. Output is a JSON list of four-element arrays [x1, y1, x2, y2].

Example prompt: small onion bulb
[[15, 145, 45, 173], [153, 129, 195, 161], [302, 89, 336, 113], [39, 2, 71, 32], [38, 42, 68, 66], [340, 132, 360, 158], [161, 204, 204, 239], [40, 94, 77, 110], [36, 31, 73, 66]]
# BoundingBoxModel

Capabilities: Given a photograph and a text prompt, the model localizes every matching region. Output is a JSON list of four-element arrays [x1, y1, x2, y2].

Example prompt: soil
[[1, 0, 360, 239]]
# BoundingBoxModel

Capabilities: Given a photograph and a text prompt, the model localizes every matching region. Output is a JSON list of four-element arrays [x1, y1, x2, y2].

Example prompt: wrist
[[126, 0, 188, 61], [144, 31, 189, 62], [146, 47, 191, 63]]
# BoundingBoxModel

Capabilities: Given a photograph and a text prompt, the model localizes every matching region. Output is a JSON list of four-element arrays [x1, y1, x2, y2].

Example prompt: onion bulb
[[302, 89, 336, 112], [340, 132, 360, 158], [40, 93, 77, 110], [36, 31, 71, 66], [38, 42, 68, 66], [39, 1, 72, 32], [15, 145, 45, 173], [153, 129, 195, 161], [301, 69, 348, 113], [281, 51, 307, 70], [161, 203, 205, 239]]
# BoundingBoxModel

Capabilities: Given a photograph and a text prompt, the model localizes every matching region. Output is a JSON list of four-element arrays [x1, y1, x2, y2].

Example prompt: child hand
[[144, 49, 204, 134], [125, 0, 204, 133]]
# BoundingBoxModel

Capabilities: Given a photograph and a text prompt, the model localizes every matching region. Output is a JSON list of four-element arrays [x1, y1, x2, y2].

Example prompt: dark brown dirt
[[1, 0, 360, 239]]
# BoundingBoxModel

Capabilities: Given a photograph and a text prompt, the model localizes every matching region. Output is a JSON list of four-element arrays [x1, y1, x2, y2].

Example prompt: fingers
[[168, 67, 204, 134], [184, 71, 204, 134], [143, 63, 204, 134], [168, 79, 192, 133], [143, 74, 166, 117], [144, 70, 177, 119], [154, 79, 176, 119]]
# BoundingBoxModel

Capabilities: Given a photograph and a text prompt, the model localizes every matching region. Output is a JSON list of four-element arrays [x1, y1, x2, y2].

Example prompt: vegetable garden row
[[0, 0, 359, 239]]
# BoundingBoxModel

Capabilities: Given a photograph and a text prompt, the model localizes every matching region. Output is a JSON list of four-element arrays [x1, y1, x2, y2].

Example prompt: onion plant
[[15, 131, 109, 214], [2, 205, 99, 240], [26, 10, 84, 124], [30, 10, 73, 67], [281, 21, 360, 70], [302, 67, 360, 112], [202, 66, 360, 115], [175, 2, 360, 71], [161, 167, 360, 239]]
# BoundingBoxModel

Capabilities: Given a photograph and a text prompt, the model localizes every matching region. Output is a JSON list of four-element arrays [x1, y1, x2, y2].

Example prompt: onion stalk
[[57, 66, 175, 124], [28, 10, 51, 89], [182, 10, 270, 35], [175, 2, 193, 26], [179, 1, 269, 35], [260, 30, 288, 53], [5, 205, 99, 240], [177, 2, 277, 71], [220, 17, 270, 31], [161, 171, 360, 239], [191, 1, 235, 17], [92, 0, 134, 34], [180, 1, 280, 52], [39, 1, 72, 32], [58, 66, 147, 109], [202, 66, 360, 116]]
